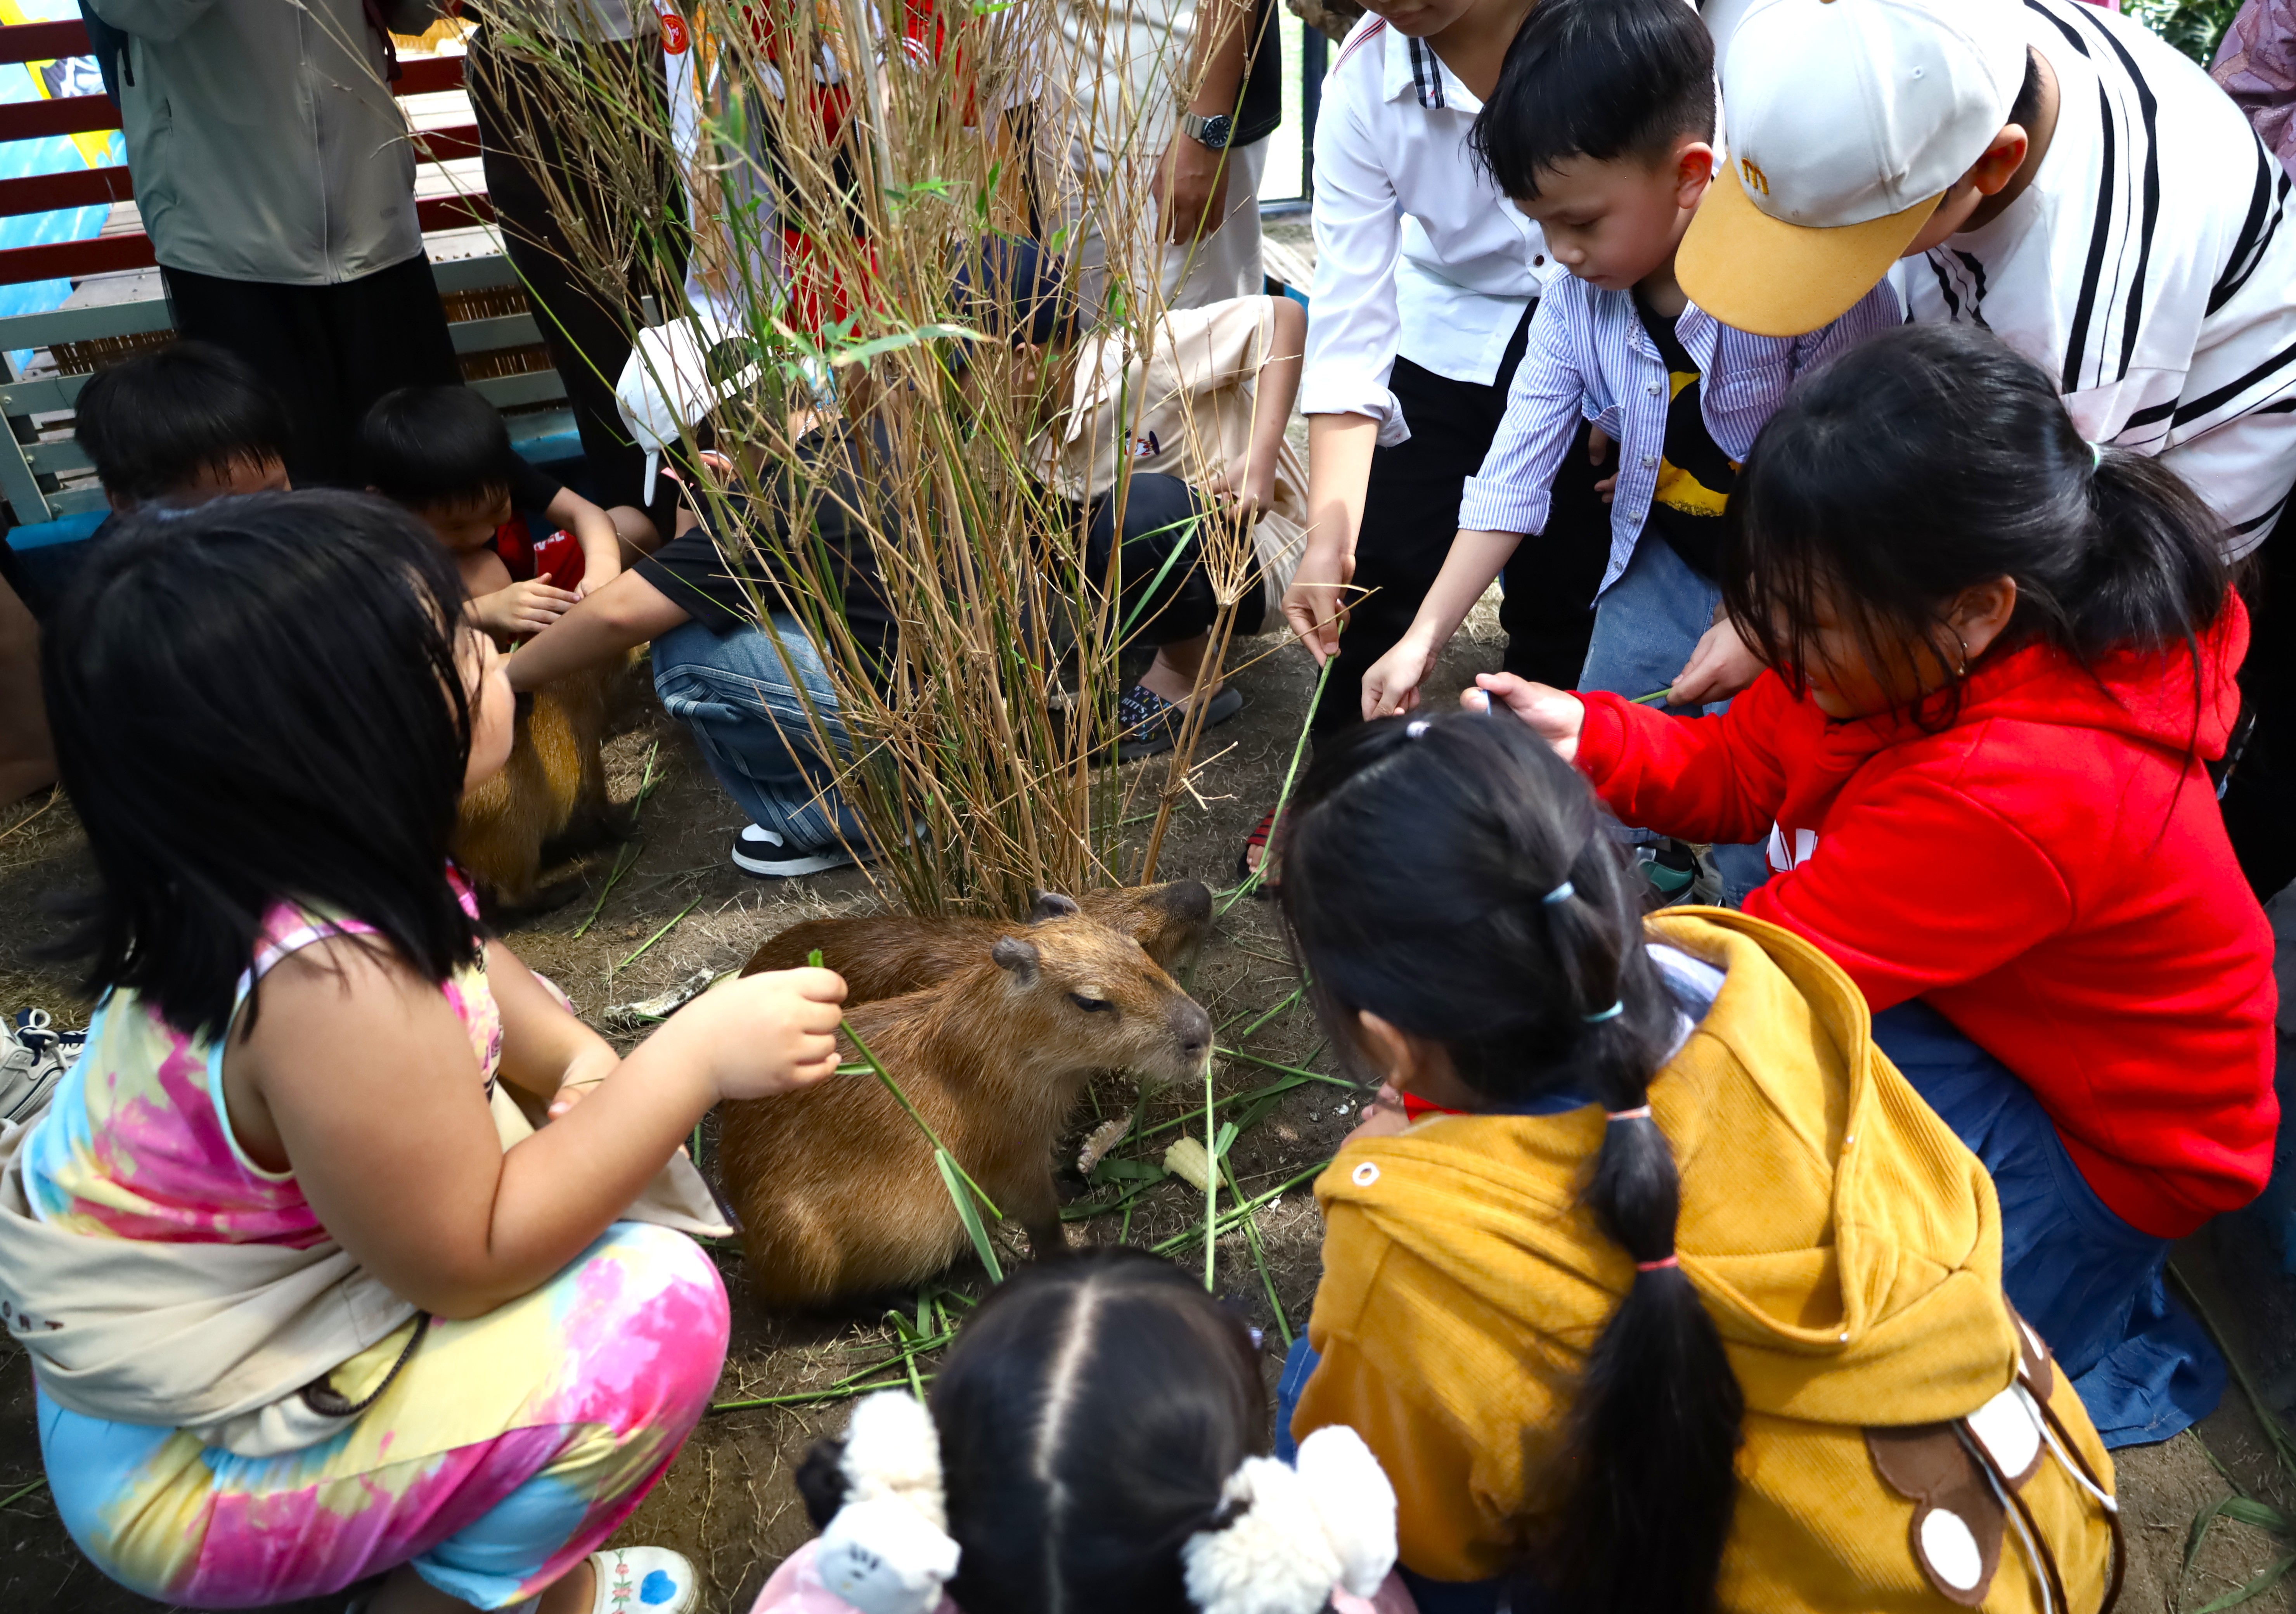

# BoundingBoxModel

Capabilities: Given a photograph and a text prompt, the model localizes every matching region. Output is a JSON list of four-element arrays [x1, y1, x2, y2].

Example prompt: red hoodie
[[1574, 596, 2276, 1239]]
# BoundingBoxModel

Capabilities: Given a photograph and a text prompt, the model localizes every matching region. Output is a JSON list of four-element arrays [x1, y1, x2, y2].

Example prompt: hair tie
[[2091, 440, 2106, 470], [1183, 1427, 1399, 1614], [1584, 1000, 1625, 1023], [812, 1392, 961, 1614], [1542, 880, 1575, 905], [1605, 1105, 1651, 1123], [1636, 1254, 1680, 1273], [1405, 718, 1431, 738]]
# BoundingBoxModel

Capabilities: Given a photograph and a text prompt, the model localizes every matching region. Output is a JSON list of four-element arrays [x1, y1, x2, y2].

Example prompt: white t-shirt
[[1906, 0, 2296, 554], [1299, 16, 1558, 443]]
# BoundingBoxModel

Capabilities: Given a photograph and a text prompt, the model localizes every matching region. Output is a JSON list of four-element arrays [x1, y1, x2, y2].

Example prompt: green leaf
[[829, 323, 985, 369], [2193, 1554, 2296, 1613], [1089, 1157, 1169, 1183], [938, 1149, 1005, 1283]]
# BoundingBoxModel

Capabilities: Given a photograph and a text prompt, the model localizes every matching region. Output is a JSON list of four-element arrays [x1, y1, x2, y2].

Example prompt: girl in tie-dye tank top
[[21, 494, 849, 1614]]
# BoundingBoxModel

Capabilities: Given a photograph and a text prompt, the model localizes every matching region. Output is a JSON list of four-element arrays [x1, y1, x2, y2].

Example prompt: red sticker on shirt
[[659, 11, 689, 52]]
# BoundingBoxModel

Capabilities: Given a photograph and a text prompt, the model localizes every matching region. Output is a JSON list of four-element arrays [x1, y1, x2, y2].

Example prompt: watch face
[[1192, 113, 1233, 147]]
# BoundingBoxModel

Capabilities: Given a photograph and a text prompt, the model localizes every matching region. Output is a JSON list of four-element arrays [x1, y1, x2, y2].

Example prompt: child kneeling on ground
[[358, 384, 657, 640], [1276, 712, 2120, 1612], [1477, 322, 2276, 1448], [953, 239, 1310, 761], [0, 492, 849, 1614], [752, 1251, 1412, 1614], [1357, 0, 1896, 902]]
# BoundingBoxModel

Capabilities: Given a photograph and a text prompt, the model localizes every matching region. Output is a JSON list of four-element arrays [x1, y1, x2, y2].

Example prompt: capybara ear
[[992, 935, 1041, 982], [1029, 888, 1083, 923]]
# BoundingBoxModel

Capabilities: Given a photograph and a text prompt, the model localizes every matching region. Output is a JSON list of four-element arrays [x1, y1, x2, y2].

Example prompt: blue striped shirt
[[1457, 275, 1901, 595]]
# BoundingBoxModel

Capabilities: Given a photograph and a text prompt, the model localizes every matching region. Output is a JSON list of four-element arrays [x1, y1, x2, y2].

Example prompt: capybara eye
[[1069, 992, 1113, 1013]]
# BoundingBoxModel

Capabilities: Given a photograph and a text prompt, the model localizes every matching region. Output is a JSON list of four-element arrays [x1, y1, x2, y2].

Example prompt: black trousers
[[1310, 308, 1611, 738], [163, 255, 460, 488], [2223, 510, 2296, 900], [1082, 473, 1271, 649], [471, 32, 688, 532]]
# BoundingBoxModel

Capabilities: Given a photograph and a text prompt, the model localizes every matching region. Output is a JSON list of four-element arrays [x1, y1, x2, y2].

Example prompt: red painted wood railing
[[0, 21, 485, 285]]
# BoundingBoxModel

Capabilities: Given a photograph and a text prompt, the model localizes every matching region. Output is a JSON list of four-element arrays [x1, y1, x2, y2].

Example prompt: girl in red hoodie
[[1476, 322, 2277, 1448]]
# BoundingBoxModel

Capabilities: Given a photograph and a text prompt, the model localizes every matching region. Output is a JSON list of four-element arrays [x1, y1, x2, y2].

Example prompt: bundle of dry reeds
[[462, 0, 1278, 918]]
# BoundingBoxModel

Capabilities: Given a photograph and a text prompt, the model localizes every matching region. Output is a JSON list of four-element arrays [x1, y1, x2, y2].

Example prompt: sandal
[[589, 1545, 700, 1612], [1236, 804, 1283, 895], [1114, 682, 1246, 762]]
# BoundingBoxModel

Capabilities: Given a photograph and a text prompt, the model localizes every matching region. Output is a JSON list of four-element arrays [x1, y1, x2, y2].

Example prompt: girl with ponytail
[[1477, 320, 2275, 1456], [751, 1250, 1411, 1614], [1277, 712, 2121, 1614]]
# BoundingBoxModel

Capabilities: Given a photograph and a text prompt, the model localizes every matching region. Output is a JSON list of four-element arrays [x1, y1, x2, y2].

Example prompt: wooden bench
[[0, 20, 578, 557]]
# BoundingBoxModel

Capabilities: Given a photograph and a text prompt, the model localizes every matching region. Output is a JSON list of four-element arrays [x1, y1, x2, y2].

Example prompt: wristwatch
[[1179, 110, 1234, 151]]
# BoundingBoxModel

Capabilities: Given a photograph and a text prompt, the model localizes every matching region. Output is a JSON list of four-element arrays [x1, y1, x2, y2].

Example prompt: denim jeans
[[1578, 535, 1767, 904], [651, 615, 871, 850], [1872, 999, 2225, 1447]]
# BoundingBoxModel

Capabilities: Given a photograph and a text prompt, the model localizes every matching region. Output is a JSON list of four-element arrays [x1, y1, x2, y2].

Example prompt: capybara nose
[[1171, 999, 1213, 1063]]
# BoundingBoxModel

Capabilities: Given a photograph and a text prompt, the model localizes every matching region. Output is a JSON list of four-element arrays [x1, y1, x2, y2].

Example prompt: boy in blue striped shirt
[[1359, 0, 1896, 899]]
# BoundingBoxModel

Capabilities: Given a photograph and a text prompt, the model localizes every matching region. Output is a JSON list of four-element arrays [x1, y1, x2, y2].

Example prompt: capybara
[[739, 880, 1214, 1003], [717, 911, 1214, 1306], [453, 660, 620, 909]]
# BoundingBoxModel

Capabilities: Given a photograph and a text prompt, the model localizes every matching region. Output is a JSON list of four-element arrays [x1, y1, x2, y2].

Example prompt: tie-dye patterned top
[[21, 874, 497, 1249]]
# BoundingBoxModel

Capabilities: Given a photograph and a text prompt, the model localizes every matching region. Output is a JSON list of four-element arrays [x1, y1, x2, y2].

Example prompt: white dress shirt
[[1300, 16, 1559, 443]]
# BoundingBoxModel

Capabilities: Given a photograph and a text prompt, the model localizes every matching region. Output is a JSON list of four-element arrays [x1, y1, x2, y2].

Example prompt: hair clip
[[1405, 719, 1431, 738], [1584, 1001, 1625, 1024], [1183, 1427, 1398, 1614], [2091, 440, 2106, 470], [1542, 880, 1575, 905]]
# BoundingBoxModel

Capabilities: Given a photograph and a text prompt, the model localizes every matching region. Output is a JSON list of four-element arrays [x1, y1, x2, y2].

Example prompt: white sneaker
[[731, 823, 861, 879], [589, 1545, 699, 1612]]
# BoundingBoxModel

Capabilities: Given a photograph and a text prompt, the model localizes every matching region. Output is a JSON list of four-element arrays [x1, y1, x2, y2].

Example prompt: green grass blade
[[2193, 1554, 2296, 1613], [939, 1149, 1005, 1283], [612, 896, 701, 974], [570, 840, 641, 940], [1202, 1055, 1218, 1291], [1219, 654, 1335, 916], [1223, 1157, 1292, 1348]]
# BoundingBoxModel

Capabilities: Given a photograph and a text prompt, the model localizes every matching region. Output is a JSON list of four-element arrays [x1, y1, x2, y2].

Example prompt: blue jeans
[[651, 615, 871, 850], [1577, 537, 1767, 904], [1872, 999, 2225, 1446]]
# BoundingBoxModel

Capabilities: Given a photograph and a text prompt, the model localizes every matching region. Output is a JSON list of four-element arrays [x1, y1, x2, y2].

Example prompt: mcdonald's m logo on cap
[[1740, 158, 1770, 196]]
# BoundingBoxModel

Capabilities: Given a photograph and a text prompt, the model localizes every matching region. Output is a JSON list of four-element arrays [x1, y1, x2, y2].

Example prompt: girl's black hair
[[74, 340, 289, 503], [42, 490, 485, 1042], [356, 384, 519, 511], [1278, 715, 1743, 1614], [1726, 322, 2229, 720], [1470, 0, 1715, 202], [798, 1251, 1265, 1614]]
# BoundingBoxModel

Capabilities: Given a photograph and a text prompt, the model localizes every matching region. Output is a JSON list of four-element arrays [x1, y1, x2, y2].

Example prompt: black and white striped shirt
[[1905, 0, 2296, 555]]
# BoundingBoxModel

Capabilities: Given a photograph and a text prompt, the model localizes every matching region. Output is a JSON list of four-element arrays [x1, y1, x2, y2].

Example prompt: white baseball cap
[[1677, 0, 2029, 337]]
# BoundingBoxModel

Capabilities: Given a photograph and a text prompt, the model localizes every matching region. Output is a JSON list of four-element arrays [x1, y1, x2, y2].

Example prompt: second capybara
[[453, 659, 622, 910], [717, 910, 1213, 1306], [739, 880, 1214, 1003]]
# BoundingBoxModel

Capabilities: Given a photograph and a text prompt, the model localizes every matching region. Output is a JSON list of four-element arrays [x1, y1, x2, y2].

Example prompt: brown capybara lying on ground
[[739, 881, 1214, 1002], [453, 661, 622, 910], [717, 910, 1213, 1306]]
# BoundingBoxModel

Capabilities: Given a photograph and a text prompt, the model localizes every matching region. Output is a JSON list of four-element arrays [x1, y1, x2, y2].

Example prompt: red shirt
[[1575, 597, 2276, 1238]]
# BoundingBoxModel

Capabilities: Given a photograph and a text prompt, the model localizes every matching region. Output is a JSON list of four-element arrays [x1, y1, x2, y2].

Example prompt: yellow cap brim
[[1676, 176, 1943, 338]]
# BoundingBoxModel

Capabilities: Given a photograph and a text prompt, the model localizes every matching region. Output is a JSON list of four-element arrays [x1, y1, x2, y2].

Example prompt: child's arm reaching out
[[1361, 296, 1594, 718], [225, 938, 847, 1319], [1208, 296, 1307, 523]]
